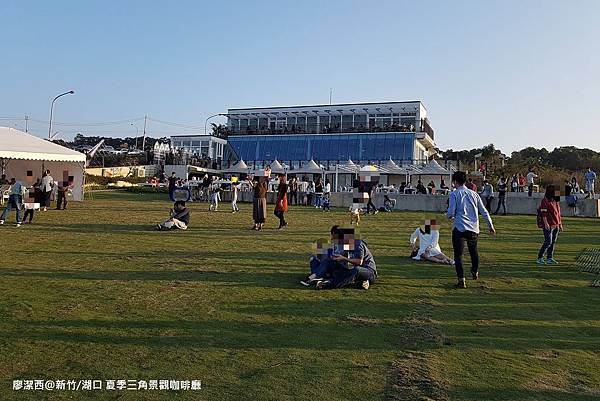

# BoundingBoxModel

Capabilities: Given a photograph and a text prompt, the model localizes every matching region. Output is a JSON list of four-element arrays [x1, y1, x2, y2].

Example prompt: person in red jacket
[[465, 178, 477, 192], [274, 174, 289, 230], [537, 185, 563, 265]]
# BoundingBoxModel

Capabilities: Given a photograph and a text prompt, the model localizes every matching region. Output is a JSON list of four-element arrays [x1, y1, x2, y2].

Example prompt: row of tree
[[440, 144, 599, 187], [71, 133, 170, 151], [440, 144, 600, 172]]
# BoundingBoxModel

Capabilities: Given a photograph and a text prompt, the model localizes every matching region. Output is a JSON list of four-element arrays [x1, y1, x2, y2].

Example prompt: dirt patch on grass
[[533, 350, 560, 360], [345, 315, 382, 325], [388, 301, 448, 400], [523, 370, 600, 397], [388, 352, 448, 401], [415, 298, 444, 307], [401, 312, 445, 348]]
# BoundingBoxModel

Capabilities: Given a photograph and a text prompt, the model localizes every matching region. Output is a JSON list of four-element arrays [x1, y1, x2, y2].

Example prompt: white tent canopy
[[342, 159, 359, 171], [267, 159, 286, 174], [0, 127, 86, 200], [223, 159, 250, 174], [413, 159, 451, 176], [293, 159, 324, 175], [0, 127, 86, 162], [379, 158, 407, 175]]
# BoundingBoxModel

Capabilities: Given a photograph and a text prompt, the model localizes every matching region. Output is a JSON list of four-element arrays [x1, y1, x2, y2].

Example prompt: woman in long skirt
[[250, 176, 268, 230]]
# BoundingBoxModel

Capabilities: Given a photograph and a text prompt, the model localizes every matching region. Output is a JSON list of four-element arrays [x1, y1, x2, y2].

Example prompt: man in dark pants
[[493, 177, 507, 215], [56, 181, 69, 210], [168, 172, 177, 199], [366, 186, 378, 215], [447, 171, 496, 288], [289, 177, 298, 205]]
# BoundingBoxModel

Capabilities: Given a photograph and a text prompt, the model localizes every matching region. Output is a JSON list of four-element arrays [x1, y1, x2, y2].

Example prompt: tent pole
[[335, 164, 338, 192], [75, 161, 86, 201]]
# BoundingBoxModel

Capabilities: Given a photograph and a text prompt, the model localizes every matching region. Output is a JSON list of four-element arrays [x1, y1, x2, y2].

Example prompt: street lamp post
[[48, 90, 75, 139], [205, 113, 226, 136]]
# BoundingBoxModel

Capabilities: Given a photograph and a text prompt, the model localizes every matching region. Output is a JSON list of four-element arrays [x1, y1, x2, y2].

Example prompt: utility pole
[[142, 115, 147, 151], [25, 115, 29, 132], [329, 88, 333, 105]]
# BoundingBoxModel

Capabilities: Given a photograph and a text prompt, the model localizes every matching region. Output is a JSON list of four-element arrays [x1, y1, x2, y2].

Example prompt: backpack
[[536, 207, 545, 229]]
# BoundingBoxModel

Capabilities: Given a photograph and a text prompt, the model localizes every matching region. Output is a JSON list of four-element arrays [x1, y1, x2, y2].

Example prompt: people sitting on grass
[[383, 195, 396, 212], [409, 219, 454, 265], [301, 226, 377, 290], [156, 201, 190, 231]]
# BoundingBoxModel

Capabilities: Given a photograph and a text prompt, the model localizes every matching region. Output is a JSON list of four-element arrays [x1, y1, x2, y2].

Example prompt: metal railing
[[226, 122, 422, 136]]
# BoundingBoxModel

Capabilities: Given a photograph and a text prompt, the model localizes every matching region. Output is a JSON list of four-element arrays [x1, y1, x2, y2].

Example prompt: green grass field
[[1, 190, 599, 401]]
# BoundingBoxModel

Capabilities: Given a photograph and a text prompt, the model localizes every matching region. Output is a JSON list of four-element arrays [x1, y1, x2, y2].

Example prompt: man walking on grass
[[447, 171, 496, 288], [0, 178, 25, 227]]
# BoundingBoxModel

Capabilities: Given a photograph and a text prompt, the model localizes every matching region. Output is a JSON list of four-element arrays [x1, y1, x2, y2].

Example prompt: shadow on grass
[[0, 268, 313, 289], [448, 386, 600, 401]]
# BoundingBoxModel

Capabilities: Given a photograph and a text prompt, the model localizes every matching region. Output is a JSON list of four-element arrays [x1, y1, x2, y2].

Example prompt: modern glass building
[[224, 101, 436, 168], [170, 134, 227, 160]]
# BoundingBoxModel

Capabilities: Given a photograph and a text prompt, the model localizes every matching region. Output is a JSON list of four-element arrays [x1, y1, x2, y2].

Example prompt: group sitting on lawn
[[156, 201, 190, 230], [301, 226, 377, 290]]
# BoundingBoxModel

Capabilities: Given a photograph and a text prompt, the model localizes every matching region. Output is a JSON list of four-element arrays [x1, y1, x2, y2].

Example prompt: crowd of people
[[2, 159, 591, 293], [0, 170, 71, 227], [228, 121, 418, 136], [0, 164, 581, 291]]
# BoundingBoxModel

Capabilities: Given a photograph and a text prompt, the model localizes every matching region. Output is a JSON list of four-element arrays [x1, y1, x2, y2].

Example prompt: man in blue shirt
[[584, 167, 596, 199], [0, 178, 25, 227], [447, 171, 496, 288]]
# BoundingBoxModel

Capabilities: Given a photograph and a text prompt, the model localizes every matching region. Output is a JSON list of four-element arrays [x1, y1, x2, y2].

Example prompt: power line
[[30, 117, 145, 127], [146, 116, 206, 130]]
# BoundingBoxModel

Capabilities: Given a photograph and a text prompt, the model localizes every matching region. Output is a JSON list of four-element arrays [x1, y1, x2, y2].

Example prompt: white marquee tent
[[0, 127, 86, 201], [222, 159, 250, 174]]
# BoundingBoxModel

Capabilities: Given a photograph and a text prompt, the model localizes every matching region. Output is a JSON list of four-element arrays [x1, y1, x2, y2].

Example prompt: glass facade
[[171, 136, 225, 160], [228, 133, 416, 165], [228, 112, 419, 136]]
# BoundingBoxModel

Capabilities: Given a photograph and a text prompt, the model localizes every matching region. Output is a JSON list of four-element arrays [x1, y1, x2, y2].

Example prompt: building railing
[[226, 122, 423, 137]]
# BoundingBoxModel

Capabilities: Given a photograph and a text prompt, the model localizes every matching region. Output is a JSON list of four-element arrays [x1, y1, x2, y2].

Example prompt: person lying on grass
[[409, 219, 454, 265], [156, 201, 190, 231], [301, 226, 377, 290]]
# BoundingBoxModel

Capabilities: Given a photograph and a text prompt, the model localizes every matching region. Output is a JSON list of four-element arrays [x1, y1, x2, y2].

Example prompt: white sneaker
[[16, 223, 21, 228], [0, 220, 4, 225]]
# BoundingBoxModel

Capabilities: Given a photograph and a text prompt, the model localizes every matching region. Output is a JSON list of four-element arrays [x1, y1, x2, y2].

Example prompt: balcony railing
[[227, 122, 423, 137]]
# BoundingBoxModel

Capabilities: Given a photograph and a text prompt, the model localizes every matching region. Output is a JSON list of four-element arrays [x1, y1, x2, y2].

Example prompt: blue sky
[[1, 0, 599, 153]]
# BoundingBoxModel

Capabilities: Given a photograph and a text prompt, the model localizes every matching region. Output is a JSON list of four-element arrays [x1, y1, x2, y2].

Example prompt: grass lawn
[[1, 190, 599, 401]]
